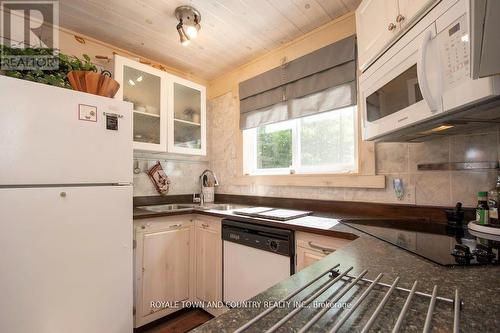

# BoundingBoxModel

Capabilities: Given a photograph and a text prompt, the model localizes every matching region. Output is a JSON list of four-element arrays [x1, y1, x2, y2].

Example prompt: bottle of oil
[[488, 172, 500, 226]]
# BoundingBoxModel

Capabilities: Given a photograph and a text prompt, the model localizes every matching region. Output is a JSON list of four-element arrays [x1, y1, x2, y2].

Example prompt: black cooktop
[[341, 216, 500, 266]]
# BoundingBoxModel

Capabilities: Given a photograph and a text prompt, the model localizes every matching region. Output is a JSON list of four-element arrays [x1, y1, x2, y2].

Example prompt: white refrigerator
[[0, 76, 134, 333]]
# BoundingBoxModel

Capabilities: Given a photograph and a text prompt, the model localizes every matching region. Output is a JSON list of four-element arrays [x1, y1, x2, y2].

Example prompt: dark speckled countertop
[[134, 204, 500, 332]]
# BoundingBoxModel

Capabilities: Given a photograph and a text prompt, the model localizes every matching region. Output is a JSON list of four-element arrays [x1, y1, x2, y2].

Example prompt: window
[[243, 106, 357, 175]]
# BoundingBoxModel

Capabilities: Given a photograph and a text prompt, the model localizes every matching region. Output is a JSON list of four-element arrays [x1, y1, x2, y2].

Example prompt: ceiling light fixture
[[175, 5, 201, 46], [176, 21, 190, 46]]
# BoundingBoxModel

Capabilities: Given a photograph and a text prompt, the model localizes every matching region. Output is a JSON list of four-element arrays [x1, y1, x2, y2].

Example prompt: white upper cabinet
[[397, 0, 436, 28], [114, 55, 168, 152], [168, 75, 207, 156], [356, 0, 436, 71], [356, 0, 400, 72], [114, 56, 206, 155]]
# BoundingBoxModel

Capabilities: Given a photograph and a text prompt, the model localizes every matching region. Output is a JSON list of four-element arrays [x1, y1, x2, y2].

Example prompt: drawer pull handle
[[396, 14, 405, 23], [169, 224, 182, 229], [202, 223, 210, 228], [388, 22, 397, 31], [308, 241, 335, 254]]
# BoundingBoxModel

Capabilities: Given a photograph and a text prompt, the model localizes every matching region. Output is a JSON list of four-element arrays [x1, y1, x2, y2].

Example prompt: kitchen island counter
[[192, 220, 500, 332]]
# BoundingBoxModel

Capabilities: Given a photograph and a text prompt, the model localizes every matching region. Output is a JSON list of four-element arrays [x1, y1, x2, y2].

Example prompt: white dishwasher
[[222, 219, 294, 304]]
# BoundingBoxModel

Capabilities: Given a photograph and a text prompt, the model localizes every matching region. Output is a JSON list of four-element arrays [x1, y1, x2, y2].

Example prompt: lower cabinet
[[134, 216, 195, 327], [295, 232, 352, 272], [194, 215, 225, 316], [133, 215, 350, 327], [133, 214, 224, 328]]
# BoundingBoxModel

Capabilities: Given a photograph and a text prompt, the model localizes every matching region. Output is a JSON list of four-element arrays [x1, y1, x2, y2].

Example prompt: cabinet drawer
[[295, 232, 352, 272], [296, 246, 328, 271], [134, 215, 194, 233], [296, 232, 352, 255], [195, 215, 221, 232]]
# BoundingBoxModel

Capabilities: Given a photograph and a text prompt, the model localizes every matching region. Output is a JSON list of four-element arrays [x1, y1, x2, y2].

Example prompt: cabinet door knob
[[396, 14, 405, 23], [60, 192, 67, 198], [388, 22, 397, 31]]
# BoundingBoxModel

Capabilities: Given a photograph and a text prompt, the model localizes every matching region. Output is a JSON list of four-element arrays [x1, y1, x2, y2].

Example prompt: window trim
[[232, 173, 386, 189], [243, 106, 358, 176], [233, 102, 384, 189]]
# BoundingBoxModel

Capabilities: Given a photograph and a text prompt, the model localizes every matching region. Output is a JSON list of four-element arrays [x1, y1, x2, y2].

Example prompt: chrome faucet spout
[[199, 169, 219, 206], [200, 169, 219, 187]]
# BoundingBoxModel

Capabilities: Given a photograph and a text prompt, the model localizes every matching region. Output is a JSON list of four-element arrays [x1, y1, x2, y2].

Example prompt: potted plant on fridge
[[64, 54, 120, 98], [0, 46, 120, 97]]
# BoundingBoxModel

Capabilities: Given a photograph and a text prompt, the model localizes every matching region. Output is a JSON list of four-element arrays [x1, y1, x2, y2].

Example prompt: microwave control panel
[[438, 14, 470, 90]]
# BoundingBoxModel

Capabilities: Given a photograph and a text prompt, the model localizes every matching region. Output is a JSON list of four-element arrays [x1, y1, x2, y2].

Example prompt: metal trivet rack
[[234, 264, 462, 332]]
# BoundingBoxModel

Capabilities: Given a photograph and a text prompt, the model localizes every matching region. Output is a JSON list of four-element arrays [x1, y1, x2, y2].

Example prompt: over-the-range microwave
[[360, 0, 500, 142]]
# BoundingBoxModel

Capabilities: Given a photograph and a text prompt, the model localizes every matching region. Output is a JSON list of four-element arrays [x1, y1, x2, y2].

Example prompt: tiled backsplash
[[207, 92, 498, 208], [133, 154, 209, 197], [374, 134, 498, 207]]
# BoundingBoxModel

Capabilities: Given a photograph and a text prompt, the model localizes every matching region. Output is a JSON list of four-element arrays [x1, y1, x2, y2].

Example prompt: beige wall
[[208, 13, 357, 99], [207, 12, 378, 187], [205, 12, 498, 208], [208, 92, 498, 208]]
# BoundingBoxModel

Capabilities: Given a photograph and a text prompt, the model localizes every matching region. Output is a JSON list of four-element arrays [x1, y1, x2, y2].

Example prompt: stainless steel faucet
[[199, 169, 219, 205], [200, 169, 219, 187]]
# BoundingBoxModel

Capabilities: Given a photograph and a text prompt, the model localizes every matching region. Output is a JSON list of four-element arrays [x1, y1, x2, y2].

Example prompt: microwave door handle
[[417, 30, 437, 112]]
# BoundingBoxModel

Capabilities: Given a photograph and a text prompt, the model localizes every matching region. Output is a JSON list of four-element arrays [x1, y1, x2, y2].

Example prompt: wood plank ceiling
[[59, 0, 361, 80]]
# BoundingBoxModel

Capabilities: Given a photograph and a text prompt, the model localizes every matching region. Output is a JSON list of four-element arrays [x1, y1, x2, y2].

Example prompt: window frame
[[243, 106, 358, 176]]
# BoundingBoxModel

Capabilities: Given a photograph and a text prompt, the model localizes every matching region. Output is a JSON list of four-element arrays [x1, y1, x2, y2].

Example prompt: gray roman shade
[[239, 35, 356, 129]]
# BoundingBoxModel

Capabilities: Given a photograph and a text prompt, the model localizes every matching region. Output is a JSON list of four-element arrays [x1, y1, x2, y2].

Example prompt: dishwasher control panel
[[221, 219, 293, 257]]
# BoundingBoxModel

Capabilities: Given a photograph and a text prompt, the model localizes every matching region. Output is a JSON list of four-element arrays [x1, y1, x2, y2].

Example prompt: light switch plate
[[393, 178, 405, 200]]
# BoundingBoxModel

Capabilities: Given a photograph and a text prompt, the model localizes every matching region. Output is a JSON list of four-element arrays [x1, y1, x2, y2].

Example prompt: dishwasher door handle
[[308, 241, 335, 255]]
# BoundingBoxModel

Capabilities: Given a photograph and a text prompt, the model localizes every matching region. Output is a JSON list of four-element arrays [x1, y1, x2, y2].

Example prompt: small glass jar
[[476, 191, 489, 225]]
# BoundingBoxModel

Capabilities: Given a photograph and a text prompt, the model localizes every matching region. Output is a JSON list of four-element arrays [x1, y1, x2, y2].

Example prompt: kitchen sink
[[137, 203, 248, 213], [209, 204, 244, 211], [136, 204, 198, 212]]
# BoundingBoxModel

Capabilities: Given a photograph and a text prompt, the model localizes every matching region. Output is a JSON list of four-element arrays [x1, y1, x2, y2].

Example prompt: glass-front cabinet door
[[167, 75, 206, 155], [114, 55, 167, 152]]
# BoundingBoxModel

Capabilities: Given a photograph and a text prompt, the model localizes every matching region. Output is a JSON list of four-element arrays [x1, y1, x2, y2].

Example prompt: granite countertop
[[133, 205, 359, 239], [134, 204, 500, 332]]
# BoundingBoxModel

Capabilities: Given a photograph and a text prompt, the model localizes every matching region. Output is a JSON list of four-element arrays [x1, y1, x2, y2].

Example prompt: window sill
[[232, 174, 385, 189]]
